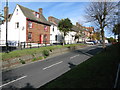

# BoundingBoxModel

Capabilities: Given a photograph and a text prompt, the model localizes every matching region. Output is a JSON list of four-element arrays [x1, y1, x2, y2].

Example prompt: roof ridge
[[17, 4, 36, 12], [17, 4, 50, 25], [53, 17, 60, 21]]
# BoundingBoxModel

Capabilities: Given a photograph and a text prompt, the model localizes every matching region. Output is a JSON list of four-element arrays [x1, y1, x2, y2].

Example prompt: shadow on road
[[2, 83, 36, 90], [73, 47, 103, 57], [2, 70, 22, 85], [68, 62, 76, 69], [20, 83, 35, 90]]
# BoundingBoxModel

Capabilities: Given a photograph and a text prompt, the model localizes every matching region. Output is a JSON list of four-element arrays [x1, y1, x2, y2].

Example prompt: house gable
[[18, 4, 51, 26]]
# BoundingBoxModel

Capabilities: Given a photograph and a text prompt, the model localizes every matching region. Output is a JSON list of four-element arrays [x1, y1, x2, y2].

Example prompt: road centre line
[[70, 54, 79, 59], [43, 61, 63, 70], [0, 75, 27, 88]]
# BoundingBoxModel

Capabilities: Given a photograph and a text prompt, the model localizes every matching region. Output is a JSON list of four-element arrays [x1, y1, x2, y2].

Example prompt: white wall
[[9, 5, 26, 42], [1, 5, 26, 44], [65, 31, 76, 44], [50, 25, 63, 44], [0, 23, 7, 44], [50, 24, 77, 44]]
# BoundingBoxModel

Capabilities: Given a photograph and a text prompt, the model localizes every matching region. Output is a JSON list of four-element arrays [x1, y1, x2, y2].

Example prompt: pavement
[[0, 45, 103, 89]]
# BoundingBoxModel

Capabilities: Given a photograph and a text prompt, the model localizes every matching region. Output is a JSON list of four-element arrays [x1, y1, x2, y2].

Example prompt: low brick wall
[[2, 45, 85, 70]]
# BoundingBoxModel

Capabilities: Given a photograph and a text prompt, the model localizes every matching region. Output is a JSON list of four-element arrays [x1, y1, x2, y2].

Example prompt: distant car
[[105, 40, 109, 44], [85, 41, 94, 45]]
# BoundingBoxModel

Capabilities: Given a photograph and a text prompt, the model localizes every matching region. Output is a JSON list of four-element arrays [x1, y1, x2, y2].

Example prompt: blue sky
[[1, 2, 90, 25], [1, 1, 115, 38]]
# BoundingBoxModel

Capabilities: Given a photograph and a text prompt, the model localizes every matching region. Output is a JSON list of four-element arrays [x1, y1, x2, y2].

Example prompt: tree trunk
[[101, 29, 106, 48], [118, 34, 120, 42], [62, 32, 66, 46]]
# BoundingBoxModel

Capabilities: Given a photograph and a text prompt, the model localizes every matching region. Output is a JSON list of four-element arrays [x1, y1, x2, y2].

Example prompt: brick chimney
[[76, 22, 83, 28], [48, 16, 54, 22], [39, 8, 43, 14], [4, 7, 9, 20]]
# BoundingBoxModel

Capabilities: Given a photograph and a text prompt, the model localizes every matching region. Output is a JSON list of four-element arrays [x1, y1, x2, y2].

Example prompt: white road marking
[[70, 54, 79, 59], [0, 75, 27, 88], [43, 61, 63, 70], [114, 63, 120, 88], [88, 48, 95, 51]]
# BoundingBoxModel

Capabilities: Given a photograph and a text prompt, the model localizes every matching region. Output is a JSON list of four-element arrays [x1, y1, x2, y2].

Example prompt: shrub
[[32, 58, 37, 61], [43, 50, 49, 56], [44, 56, 47, 59], [37, 56, 43, 60], [19, 59, 26, 64], [32, 56, 43, 62]]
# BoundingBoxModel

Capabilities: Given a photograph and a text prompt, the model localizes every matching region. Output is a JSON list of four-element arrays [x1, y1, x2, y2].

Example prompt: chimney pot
[[48, 16, 53, 22], [39, 8, 43, 14], [4, 7, 9, 20]]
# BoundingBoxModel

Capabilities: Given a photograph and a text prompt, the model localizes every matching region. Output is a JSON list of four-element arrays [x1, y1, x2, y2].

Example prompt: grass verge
[[40, 43, 120, 88], [2, 44, 86, 61]]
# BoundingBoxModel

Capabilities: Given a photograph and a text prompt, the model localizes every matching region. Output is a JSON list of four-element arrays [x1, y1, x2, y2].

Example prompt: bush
[[32, 58, 37, 61], [19, 59, 26, 64], [44, 56, 47, 59], [43, 50, 49, 56], [32, 56, 43, 62], [37, 56, 43, 60]]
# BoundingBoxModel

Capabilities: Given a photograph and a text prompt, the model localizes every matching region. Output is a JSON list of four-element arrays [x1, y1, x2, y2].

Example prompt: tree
[[92, 32, 101, 40], [107, 37, 117, 43], [58, 18, 73, 45], [86, 2, 117, 48]]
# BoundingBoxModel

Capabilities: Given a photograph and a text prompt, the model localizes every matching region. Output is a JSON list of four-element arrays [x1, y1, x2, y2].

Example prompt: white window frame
[[28, 21, 33, 28]]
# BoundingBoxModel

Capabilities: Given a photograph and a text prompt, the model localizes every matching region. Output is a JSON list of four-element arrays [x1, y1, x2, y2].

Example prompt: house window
[[15, 22, 19, 28], [44, 34, 47, 39], [16, 9, 18, 15], [43, 34, 47, 43], [44, 26, 48, 32], [28, 21, 33, 28], [28, 32, 32, 39], [55, 35, 57, 41], [53, 26, 54, 31]]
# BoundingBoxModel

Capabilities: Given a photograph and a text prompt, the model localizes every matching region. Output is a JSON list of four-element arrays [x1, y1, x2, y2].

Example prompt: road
[[1, 45, 103, 89]]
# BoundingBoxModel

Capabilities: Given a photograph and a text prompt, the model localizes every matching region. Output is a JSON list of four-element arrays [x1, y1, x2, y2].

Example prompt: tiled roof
[[18, 4, 51, 25], [48, 16, 60, 26], [71, 25, 80, 32]]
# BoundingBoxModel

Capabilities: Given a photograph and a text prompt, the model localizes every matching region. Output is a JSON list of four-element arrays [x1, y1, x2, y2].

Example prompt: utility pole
[[118, 1, 120, 42], [5, 0, 8, 53]]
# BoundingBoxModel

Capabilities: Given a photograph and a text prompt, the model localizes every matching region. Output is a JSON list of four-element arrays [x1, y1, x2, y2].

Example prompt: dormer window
[[35, 12, 39, 18]]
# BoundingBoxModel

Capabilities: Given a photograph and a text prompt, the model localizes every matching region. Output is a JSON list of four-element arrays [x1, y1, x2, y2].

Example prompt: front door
[[39, 35, 43, 44]]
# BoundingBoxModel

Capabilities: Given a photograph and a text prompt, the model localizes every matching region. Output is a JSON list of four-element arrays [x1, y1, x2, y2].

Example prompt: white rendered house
[[48, 16, 63, 45]]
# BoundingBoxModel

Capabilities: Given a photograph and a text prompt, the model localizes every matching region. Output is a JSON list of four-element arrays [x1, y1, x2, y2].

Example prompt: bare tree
[[85, 2, 117, 48]]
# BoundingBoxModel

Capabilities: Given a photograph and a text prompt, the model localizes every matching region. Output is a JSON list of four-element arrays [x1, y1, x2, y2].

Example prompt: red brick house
[[19, 5, 51, 44]]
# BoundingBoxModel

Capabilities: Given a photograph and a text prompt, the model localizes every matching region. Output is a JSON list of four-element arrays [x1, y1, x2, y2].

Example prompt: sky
[[1, 0, 118, 38]]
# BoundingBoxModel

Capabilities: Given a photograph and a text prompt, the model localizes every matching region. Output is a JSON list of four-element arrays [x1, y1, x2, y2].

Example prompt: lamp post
[[118, 1, 120, 42], [5, 0, 8, 53]]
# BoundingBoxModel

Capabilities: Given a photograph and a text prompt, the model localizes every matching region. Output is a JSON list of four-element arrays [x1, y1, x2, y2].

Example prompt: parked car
[[85, 41, 94, 45]]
